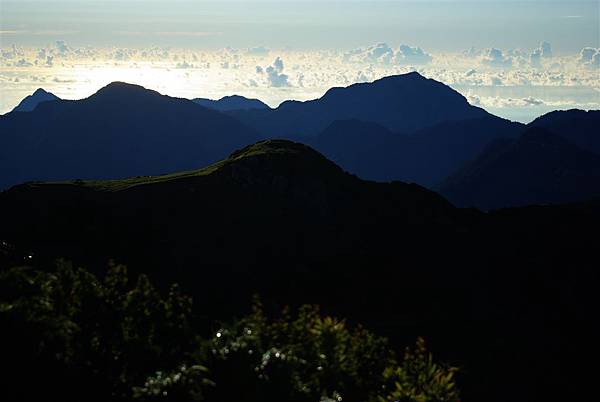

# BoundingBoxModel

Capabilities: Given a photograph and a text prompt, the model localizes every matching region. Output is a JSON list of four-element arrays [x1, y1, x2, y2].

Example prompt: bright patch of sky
[[1, 1, 598, 122]]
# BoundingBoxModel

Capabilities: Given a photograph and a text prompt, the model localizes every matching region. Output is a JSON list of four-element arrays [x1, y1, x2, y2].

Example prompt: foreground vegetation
[[0, 260, 459, 402]]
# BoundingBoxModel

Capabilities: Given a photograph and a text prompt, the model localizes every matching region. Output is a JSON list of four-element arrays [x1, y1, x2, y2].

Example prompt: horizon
[[1, 0, 598, 122]]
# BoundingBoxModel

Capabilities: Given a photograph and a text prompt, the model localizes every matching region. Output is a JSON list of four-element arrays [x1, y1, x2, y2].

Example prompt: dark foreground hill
[[439, 128, 600, 209], [0, 140, 597, 402], [228, 72, 489, 137], [0, 82, 258, 190]]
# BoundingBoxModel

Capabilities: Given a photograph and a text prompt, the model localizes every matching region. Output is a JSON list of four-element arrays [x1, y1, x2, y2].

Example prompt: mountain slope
[[11, 88, 60, 112], [0, 82, 259, 189], [308, 119, 409, 181], [308, 116, 523, 186], [0, 138, 459, 276], [439, 127, 600, 209], [193, 95, 269, 111], [229, 72, 489, 137], [529, 109, 600, 154]]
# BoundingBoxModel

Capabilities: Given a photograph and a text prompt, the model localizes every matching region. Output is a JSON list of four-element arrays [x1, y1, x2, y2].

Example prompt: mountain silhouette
[[193, 95, 270, 111], [308, 115, 523, 186], [10, 88, 60, 112], [228, 72, 489, 137], [0, 138, 459, 282], [529, 109, 600, 154], [0, 82, 258, 190], [439, 127, 600, 209]]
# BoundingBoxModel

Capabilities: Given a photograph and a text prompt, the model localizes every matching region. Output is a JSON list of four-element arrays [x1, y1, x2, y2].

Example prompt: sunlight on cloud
[[1, 40, 598, 122]]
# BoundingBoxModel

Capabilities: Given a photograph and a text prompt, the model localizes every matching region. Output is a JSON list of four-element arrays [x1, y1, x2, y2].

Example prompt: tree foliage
[[0, 260, 198, 402], [0, 261, 460, 402]]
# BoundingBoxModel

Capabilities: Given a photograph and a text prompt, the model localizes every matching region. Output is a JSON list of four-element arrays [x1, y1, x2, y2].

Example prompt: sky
[[1, 0, 599, 121]]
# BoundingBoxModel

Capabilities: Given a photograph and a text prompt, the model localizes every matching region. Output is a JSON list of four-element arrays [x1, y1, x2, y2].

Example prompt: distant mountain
[[228, 72, 489, 137], [0, 82, 258, 190], [308, 120, 409, 181], [308, 115, 523, 186], [529, 109, 600, 154], [193, 95, 270, 111], [439, 127, 600, 209], [11, 88, 60, 112]]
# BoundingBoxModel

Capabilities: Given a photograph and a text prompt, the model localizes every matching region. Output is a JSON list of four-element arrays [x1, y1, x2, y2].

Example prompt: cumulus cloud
[[578, 47, 600, 69], [395, 45, 433, 65], [530, 41, 552, 68], [55, 40, 70, 55], [366, 43, 394, 63], [343, 43, 432, 66], [481, 48, 512, 68], [263, 56, 289, 87], [111, 48, 135, 61]]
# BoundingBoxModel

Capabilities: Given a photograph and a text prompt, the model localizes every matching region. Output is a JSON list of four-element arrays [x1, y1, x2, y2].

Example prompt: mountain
[[0, 82, 259, 190], [529, 109, 600, 154], [228, 72, 489, 137], [438, 127, 600, 209], [308, 119, 409, 181], [11, 88, 60, 112], [0, 139, 458, 272], [308, 115, 523, 186], [0, 139, 598, 402], [193, 95, 270, 111]]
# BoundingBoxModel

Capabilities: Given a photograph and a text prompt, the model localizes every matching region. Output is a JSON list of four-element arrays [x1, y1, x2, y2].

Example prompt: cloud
[[247, 46, 270, 56], [395, 45, 433, 65], [481, 48, 512, 68], [111, 48, 135, 61], [175, 60, 194, 69], [578, 47, 600, 69], [343, 43, 432, 66], [53, 77, 76, 83], [15, 58, 33, 67], [256, 65, 263, 74], [264, 56, 289, 87], [366, 43, 394, 64], [530, 42, 552, 68], [55, 40, 70, 55]]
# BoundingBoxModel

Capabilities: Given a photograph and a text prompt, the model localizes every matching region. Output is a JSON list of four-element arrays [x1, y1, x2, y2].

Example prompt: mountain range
[[227, 72, 489, 137], [1, 72, 598, 209], [0, 82, 258, 189], [439, 127, 600, 209]]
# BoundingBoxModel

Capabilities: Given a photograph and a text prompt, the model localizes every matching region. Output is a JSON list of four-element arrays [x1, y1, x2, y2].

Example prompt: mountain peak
[[11, 88, 60, 112], [228, 139, 327, 161], [94, 81, 157, 97], [32, 88, 50, 96], [192, 94, 269, 111]]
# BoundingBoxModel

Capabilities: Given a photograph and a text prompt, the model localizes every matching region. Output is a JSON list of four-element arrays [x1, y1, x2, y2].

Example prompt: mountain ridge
[[227, 71, 489, 137], [11, 88, 61, 113]]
